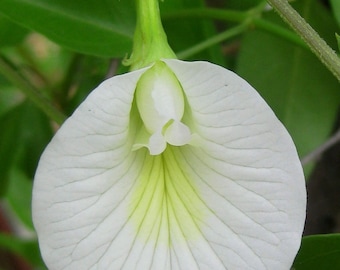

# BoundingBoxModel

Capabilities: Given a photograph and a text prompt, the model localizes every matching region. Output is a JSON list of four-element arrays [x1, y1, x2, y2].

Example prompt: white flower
[[32, 59, 306, 270]]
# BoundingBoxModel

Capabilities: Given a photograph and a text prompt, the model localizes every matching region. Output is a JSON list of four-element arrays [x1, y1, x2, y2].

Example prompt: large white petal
[[32, 68, 147, 269], [164, 59, 306, 269], [32, 60, 306, 270]]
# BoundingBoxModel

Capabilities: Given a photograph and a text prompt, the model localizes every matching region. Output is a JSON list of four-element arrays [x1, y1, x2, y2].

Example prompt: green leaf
[[0, 84, 24, 117], [331, 0, 340, 28], [336, 33, 340, 51], [0, 233, 44, 268], [0, 105, 23, 197], [292, 234, 340, 270], [0, 13, 27, 47], [0, 102, 53, 197], [236, 0, 340, 165], [16, 103, 53, 178], [6, 167, 34, 230], [0, 0, 135, 57]]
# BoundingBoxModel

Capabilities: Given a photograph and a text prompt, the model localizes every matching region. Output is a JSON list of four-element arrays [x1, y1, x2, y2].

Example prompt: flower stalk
[[125, 0, 176, 70]]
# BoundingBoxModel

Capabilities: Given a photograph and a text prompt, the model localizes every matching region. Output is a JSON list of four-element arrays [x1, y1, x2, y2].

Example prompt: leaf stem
[[162, 8, 307, 51], [0, 56, 66, 124], [177, 23, 248, 59], [267, 0, 340, 82]]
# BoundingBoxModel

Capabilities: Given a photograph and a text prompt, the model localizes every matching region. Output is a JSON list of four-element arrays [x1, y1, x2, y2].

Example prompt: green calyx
[[124, 0, 177, 71]]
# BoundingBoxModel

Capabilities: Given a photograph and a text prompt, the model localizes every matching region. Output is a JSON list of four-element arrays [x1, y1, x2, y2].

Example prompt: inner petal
[[164, 120, 191, 146], [134, 61, 193, 155]]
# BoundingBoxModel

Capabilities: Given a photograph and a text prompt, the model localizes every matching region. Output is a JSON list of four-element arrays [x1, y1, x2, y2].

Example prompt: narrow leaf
[[6, 167, 34, 230]]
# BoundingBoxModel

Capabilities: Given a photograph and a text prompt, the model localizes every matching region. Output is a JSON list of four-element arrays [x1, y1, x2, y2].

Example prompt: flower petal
[[32, 60, 306, 270], [148, 130, 167, 155], [164, 59, 306, 269], [164, 120, 191, 146], [32, 68, 146, 269]]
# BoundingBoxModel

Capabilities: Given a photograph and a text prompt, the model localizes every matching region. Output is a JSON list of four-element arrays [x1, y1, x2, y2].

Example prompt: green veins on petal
[[129, 146, 205, 245]]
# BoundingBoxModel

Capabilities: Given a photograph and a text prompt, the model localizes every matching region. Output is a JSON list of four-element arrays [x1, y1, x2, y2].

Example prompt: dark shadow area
[[304, 108, 340, 235]]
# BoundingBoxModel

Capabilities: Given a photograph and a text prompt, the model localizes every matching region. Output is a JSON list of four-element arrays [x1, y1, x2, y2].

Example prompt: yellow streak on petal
[[128, 147, 207, 247]]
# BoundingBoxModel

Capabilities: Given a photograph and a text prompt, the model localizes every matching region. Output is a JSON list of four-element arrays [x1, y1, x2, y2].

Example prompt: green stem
[[162, 8, 307, 51], [177, 23, 248, 59], [125, 0, 176, 70], [267, 0, 340, 82], [0, 56, 66, 124], [164, 8, 247, 22]]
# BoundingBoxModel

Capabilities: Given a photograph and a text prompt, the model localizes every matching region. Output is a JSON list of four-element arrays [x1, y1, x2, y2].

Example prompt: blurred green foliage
[[293, 234, 340, 269]]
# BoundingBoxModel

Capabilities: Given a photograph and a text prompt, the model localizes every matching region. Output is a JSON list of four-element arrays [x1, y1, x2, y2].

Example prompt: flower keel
[[134, 61, 191, 155]]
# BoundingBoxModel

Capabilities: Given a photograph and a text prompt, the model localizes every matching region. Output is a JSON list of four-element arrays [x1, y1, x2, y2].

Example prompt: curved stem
[[163, 8, 307, 50], [162, 8, 246, 23], [267, 0, 340, 82], [177, 23, 248, 59], [0, 56, 66, 124]]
